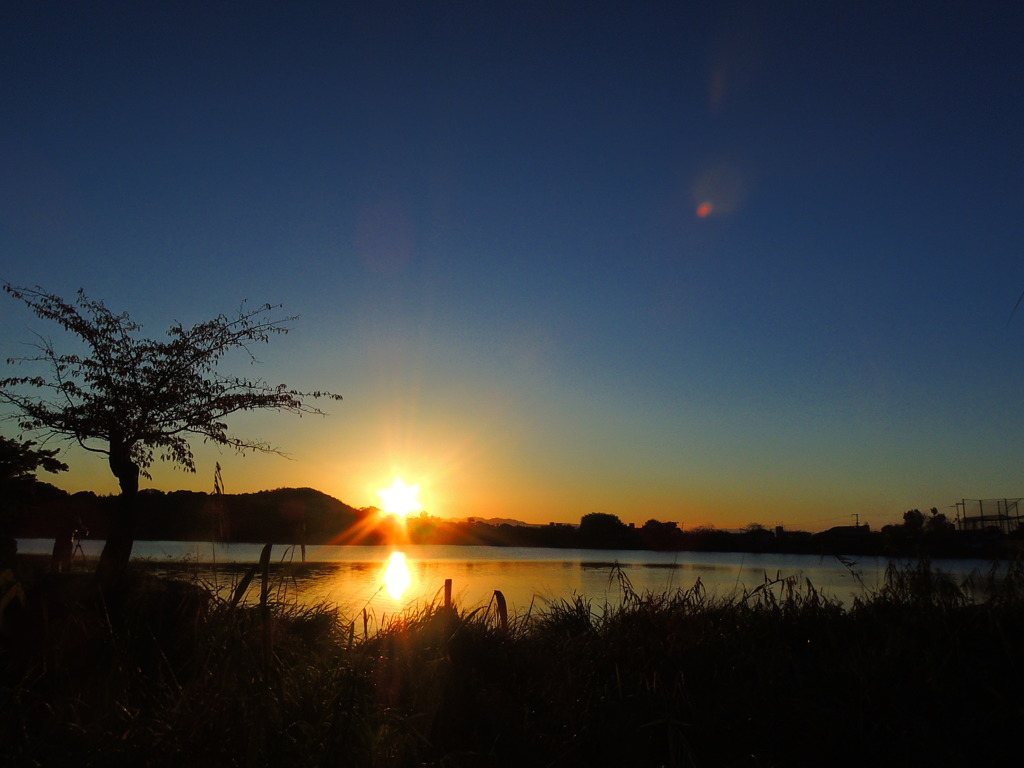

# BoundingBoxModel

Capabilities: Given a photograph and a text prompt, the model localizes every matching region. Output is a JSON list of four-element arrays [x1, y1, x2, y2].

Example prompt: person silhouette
[[51, 524, 73, 573]]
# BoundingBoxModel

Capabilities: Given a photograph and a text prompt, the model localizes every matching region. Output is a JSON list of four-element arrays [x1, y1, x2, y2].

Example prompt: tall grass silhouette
[[2, 557, 1023, 766]]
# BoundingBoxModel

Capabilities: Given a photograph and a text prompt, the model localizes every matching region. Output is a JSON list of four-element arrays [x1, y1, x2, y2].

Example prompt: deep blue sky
[[3, 1, 1024, 529]]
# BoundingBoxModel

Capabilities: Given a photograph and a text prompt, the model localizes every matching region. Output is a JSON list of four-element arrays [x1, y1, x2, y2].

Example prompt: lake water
[[19, 538, 1003, 628]]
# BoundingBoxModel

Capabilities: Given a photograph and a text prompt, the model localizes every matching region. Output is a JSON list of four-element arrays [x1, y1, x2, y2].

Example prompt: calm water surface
[[19, 539, 1002, 625]]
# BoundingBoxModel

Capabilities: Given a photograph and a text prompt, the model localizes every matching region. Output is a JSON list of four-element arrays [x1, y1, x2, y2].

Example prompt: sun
[[378, 477, 422, 517]]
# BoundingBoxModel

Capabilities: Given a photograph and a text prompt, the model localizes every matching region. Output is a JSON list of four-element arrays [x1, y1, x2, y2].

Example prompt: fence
[[956, 499, 1023, 534]]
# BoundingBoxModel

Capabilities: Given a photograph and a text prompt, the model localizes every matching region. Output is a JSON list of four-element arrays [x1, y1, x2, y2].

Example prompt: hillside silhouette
[[11, 486, 366, 546]]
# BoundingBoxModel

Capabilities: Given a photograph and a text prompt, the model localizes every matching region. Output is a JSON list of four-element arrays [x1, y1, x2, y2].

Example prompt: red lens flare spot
[[696, 201, 713, 218]]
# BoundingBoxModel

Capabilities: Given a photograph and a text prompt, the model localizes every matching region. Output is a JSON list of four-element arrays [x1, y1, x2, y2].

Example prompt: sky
[[2, 1, 1024, 531]]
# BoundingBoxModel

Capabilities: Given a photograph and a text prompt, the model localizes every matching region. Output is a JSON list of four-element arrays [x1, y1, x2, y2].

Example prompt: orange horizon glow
[[43, 441, 916, 534]]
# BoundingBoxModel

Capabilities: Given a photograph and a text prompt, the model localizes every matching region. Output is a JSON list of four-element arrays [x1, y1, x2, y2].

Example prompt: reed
[[2, 556, 1024, 766]]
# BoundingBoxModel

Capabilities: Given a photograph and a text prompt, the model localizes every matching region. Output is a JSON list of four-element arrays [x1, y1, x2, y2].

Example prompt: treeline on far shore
[[7, 483, 1023, 560]]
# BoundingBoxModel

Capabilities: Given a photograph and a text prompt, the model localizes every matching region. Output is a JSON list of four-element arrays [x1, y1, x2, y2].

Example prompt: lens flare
[[692, 163, 747, 218], [383, 551, 412, 600]]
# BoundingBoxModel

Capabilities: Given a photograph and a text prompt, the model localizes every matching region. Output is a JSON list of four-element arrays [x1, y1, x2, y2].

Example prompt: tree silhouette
[[902, 508, 926, 535], [0, 436, 69, 568], [925, 507, 955, 537], [579, 512, 631, 547], [0, 284, 342, 585], [0, 436, 68, 484], [640, 519, 680, 550]]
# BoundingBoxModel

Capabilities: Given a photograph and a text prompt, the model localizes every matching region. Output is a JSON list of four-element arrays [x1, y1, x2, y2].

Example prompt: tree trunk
[[96, 448, 140, 588]]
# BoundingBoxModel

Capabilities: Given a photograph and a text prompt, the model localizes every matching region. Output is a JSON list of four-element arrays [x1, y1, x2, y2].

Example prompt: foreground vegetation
[[2, 557, 1023, 767]]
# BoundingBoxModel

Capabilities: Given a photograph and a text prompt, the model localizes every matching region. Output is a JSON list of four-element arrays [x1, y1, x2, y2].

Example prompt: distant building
[[956, 499, 1023, 535]]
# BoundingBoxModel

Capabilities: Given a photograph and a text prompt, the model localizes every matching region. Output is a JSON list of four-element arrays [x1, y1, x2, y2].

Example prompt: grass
[[2, 557, 1024, 766]]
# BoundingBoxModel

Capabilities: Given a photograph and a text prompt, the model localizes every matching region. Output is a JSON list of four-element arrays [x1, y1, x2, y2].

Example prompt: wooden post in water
[[493, 590, 508, 632], [444, 578, 452, 609]]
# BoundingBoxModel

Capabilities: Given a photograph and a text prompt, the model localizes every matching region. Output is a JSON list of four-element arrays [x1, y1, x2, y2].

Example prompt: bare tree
[[0, 284, 342, 584]]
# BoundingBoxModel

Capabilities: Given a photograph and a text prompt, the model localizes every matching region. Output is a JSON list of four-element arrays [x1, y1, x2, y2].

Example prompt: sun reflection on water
[[383, 551, 412, 600]]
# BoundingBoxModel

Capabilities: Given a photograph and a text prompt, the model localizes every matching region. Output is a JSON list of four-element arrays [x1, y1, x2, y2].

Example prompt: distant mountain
[[452, 517, 544, 528], [201, 487, 367, 544], [14, 485, 370, 544]]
